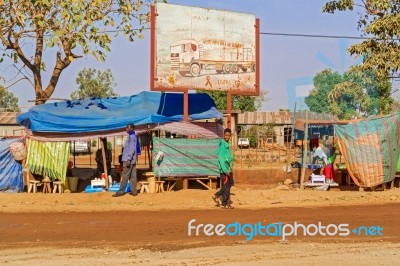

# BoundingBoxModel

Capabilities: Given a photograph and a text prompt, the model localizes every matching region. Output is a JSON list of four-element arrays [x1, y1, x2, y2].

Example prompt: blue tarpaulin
[[0, 139, 24, 192], [17, 91, 222, 133]]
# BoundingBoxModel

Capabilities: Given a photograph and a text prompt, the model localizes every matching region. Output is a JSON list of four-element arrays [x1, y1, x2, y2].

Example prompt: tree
[[305, 69, 344, 114], [0, 0, 160, 105], [70, 68, 117, 99], [200, 90, 267, 112], [323, 0, 400, 80], [0, 85, 20, 112], [306, 68, 393, 119]]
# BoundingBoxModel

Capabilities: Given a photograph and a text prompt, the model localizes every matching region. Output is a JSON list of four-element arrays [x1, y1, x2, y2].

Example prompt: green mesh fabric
[[26, 140, 70, 183], [153, 138, 219, 177]]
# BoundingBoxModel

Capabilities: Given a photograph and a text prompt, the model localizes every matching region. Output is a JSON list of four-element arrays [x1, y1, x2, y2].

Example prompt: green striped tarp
[[153, 138, 219, 177], [26, 140, 70, 184], [397, 156, 400, 172], [335, 112, 400, 187]]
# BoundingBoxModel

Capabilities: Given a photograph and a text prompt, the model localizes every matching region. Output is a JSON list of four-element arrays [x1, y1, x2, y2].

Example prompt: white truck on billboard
[[170, 39, 255, 77]]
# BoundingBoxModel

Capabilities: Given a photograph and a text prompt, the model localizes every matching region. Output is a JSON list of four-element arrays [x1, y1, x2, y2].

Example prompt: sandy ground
[[0, 184, 399, 265]]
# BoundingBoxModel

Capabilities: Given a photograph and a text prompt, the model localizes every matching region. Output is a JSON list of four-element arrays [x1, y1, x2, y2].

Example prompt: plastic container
[[107, 183, 131, 193], [85, 185, 103, 193]]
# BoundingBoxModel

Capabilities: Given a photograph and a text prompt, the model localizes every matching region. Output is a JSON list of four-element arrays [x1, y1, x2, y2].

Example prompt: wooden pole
[[184, 90, 189, 122], [300, 111, 308, 190], [285, 104, 296, 180], [100, 138, 109, 189], [227, 92, 232, 129]]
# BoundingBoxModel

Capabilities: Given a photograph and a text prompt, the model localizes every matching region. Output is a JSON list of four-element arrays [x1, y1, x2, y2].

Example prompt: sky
[[5, 0, 364, 112]]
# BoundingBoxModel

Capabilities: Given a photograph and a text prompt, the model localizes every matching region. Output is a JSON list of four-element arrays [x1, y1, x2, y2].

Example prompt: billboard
[[151, 3, 259, 95]]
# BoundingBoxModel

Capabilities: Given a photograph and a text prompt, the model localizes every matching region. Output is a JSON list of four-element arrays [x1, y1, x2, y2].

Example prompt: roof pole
[[184, 89, 189, 122], [285, 103, 296, 180], [300, 110, 308, 190], [100, 137, 109, 189]]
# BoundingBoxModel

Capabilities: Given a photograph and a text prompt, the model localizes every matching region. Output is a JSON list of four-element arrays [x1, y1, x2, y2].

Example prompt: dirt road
[[0, 184, 399, 265], [0, 204, 399, 265]]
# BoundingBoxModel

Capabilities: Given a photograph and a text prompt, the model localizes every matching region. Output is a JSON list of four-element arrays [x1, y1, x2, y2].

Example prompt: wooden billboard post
[[184, 90, 189, 122], [227, 92, 232, 129]]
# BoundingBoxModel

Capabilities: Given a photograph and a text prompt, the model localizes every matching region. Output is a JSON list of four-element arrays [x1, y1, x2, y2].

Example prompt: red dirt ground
[[0, 204, 398, 251]]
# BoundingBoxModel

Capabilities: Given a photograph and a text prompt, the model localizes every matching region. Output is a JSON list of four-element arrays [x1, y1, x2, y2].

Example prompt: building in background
[[0, 112, 24, 138]]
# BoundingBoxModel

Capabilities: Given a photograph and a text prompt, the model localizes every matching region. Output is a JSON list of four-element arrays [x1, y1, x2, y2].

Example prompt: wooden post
[[73, 140, 76, 168], [184, 90, 189, 122], [101, 138, 109, 189], [285, 104, 296, 180], [147, 132, 152, 170], [300, 111, 309, 190], [227, 92, 232, 129], [183, 177, 188, 189]]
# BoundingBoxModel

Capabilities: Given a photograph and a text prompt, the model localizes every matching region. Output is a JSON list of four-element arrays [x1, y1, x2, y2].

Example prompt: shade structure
[[335, 113, 400, 187]]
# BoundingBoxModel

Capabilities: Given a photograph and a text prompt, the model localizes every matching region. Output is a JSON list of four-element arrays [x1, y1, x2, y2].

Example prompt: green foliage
[[0, 0, 155, 104], [306, 68, 393, 119], [199, 90, 267, 112], [240, 123, 276, 148], [91, 139, 97, 147], [305, 69, 344, 114], [70, 68, 118, 99], [323, 0, 400, 80], [0, 85, 20, 112]]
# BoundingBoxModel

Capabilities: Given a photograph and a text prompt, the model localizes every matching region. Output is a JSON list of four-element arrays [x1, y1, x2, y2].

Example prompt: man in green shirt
[[212, 128, 235, 209]]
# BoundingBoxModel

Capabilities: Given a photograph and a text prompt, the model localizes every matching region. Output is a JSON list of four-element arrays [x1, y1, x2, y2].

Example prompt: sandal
[[212, 195, 220, 207], [221, 205, 234, 209]]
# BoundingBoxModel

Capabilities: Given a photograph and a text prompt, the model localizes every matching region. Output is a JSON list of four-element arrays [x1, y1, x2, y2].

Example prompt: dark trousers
[[215, 173, 233, 206], [119, 161, 137, 194]]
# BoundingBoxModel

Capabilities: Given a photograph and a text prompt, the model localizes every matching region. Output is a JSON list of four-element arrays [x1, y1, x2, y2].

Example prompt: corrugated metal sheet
[[0, 112, 19, 125], [237, 111, 338, 125], [154, 122, 223, 139], [0, 126, 24, 137]]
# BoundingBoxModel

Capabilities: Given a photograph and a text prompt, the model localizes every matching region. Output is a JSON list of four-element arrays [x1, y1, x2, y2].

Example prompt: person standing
[[323, 147, 337, 184], [212, 128, 235, 209], [95, 138, 112, 178], [113, 124, 139, 197]]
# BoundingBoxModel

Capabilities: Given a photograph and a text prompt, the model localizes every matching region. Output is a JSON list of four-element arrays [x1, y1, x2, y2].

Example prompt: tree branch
[[5, 77, 32, 89], [365, 0, 385, 17]]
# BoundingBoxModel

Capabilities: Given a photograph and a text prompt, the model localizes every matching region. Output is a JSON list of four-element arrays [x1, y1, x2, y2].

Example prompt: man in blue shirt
[[113, 124, 138, 197]]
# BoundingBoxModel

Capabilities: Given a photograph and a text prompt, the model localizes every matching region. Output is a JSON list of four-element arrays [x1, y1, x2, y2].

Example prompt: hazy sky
[[5, 0, 363, 111]]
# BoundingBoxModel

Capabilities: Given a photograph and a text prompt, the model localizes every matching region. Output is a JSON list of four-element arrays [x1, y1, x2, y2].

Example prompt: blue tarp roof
[[17, 91, 222, 133], [0, 139, 23, 192]]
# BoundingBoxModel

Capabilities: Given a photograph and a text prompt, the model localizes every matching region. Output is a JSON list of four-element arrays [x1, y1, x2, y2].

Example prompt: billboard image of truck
[[170, 39, 255, 77], [153, 3, 258, 93]]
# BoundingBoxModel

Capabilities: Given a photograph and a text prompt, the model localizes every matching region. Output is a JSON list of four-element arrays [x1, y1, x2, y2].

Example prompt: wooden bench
[[186, 177, 212, 190], [139, 181, 150, 193], [381, 174, 400, 190], [163, 176, 218, 190], [164, 177, 180, 191]]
